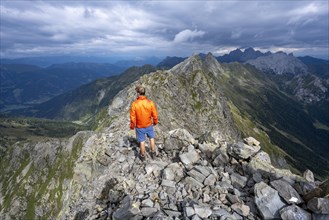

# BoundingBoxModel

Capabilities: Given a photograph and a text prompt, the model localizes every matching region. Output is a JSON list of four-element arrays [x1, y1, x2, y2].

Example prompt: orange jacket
[[130, 96, 158, 129]]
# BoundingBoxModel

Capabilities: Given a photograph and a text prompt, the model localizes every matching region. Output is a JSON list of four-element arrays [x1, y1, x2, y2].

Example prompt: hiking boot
[[150, 151, 156, 160], [139, 154, 145, 161]]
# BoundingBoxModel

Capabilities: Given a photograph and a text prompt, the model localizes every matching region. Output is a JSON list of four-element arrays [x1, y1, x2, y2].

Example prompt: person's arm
[[151, 101, 158, 125], [130, 103, 136, 129]]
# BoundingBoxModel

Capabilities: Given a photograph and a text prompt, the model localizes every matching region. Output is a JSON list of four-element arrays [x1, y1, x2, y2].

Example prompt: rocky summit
[[1, 54, 328, 219]]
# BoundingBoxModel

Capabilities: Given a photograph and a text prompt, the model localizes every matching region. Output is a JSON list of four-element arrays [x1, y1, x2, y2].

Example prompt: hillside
[[11, 65, 156, 124], [1, 54, 328, 219], [0, 63, 125, 112]]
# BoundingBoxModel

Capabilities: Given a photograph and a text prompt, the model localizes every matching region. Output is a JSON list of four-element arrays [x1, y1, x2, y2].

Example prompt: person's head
[[135, 85, 145, 96]]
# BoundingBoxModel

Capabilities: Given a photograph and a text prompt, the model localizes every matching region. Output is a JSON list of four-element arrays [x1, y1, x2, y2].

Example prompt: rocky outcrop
[[58, 128, 327, 220]]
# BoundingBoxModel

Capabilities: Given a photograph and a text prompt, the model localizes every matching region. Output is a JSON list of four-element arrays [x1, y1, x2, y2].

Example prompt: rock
[[184, 206, 195, 217], [187, 169, 207, 183], [312, 214, 329, 220], [163, 129, 195, 152], [270, 179, 303, 204], [243, 137, 260, 146], [228, 141, 260, 160], [212, 152, 229, 167], [141, 207, 158, 217], [303, 169, 315, 182], [231, 203, 250, 217], [227, 194, 241, 204], [204, 174, 217, 186], [254, 182, 286, 219], [303, 179, 329, 202], [97, 155, 112, 166], [248, 151, 302, 182], [141, 199, 154, 207], [162, 163, 184, 182], [193, 204, 212, 218], [162, 209, 181, 218], [307, 197, 329, 214], [145, 161, 168, 176], [252, 172, 263, 183], [112, 196, 140, 220], [183, 177, 204, 188], [198, 142, 217, 156], [279, 204, 311, 220], [230, 172, 247, 189], [161, 179, 177, 194], [179, 149, 200, 165]]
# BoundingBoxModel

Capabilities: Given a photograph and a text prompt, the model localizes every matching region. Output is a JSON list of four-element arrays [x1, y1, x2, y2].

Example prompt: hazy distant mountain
[[114, 56, 163, 68], [0, 62, 125, 111], [1, 56, 163, 68], [217, 47, 270, 63], [298, 56, 329, 78], [13, 65, 157, 123], [156, 56, 187, 69], [245, 52, 309, 75]]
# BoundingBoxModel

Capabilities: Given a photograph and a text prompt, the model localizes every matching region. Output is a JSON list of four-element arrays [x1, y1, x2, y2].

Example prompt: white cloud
[[174, 29, 205, 43]]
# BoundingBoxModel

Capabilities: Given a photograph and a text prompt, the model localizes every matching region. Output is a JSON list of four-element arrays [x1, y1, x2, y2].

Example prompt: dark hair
[[135, 85, 145, 95]]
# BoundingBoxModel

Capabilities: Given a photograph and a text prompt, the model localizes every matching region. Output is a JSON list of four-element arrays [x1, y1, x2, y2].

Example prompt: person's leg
[[136, 128, 146, 159], [150, 138, 155, 152], [140, 141, 146, 156]]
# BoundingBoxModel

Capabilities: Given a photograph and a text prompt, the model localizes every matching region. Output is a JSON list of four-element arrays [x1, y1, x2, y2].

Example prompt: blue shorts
[[136, 125, 155, 143]]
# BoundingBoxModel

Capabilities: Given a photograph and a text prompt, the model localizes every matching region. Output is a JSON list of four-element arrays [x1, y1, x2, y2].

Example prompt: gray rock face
[[254, 182, 286, 219], [280, 204, 311, 220], [246, 52, 308, 75]]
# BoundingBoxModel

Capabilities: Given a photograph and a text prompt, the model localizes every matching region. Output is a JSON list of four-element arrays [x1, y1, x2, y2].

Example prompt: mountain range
[[1, 52, 328, 219]]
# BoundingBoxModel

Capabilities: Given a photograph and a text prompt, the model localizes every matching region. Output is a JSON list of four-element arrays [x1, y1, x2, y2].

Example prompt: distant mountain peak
[[246, 52, 308, 75], [217, 47, 267, 63]]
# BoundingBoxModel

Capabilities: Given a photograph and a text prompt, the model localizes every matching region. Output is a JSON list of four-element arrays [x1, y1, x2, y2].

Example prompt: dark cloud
[[0, 0, 328, 59]]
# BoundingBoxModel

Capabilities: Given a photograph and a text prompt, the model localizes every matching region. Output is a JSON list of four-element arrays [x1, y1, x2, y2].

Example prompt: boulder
[[179, 149, 200, 165], [230, 172, 247, 189], [279, 204, 311, 220], [307, 198, 329, 214], [187, 169, 207, 183], [231, 203, 250, 217], [270, 179, 303, 204], [303, 169, 315, 182], [112, 196, 140, 220], [243, 137, 260, 146], [254, 182, 286, 219], [163, 129, 195, 152], [228, 141, 260, 160], [303, 179, 329, 202], [193, 204, 212, 218], [162, 162, 184, 182]]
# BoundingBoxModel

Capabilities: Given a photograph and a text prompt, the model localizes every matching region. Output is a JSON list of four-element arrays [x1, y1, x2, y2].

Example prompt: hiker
[[130, 85, 158, 161]]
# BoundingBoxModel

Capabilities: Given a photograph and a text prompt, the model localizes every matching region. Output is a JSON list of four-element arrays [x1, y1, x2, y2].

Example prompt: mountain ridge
[[1, 53, 328, 219]]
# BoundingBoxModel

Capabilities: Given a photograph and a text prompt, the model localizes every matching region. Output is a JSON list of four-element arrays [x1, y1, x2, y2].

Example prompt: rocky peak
[[246, 52, 309, 75], [108, 53, 238, 142], [170, 53, 224, 78], [217, 47, 268, 63]]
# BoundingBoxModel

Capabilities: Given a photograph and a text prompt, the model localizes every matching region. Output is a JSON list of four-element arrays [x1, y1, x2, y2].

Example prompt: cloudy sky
[[1, 0, 328, 59]]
